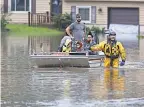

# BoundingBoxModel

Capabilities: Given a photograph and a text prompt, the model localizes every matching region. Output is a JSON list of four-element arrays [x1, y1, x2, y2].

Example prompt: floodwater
[[1, 34, 144, 107]]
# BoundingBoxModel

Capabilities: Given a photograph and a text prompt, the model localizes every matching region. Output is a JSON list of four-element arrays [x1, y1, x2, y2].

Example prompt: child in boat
[[75, 41, 83, 52]]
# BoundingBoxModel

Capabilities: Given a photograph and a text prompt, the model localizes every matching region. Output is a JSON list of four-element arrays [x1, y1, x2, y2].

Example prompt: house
[[62, 0, 144, 34], [1, 0, 62, 23], [1, 0, 144, 33]]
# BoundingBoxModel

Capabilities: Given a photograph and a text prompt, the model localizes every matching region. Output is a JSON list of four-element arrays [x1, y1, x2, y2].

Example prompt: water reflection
[[87, 68, 125, 100], [103, 68, 125, 99], [2, 67, 144, 107], [1, 35, 144, 107], [29, 36, 63, 54]]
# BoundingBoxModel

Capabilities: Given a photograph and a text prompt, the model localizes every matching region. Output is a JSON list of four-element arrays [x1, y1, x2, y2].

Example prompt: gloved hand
[[120, 60, 125, 66]]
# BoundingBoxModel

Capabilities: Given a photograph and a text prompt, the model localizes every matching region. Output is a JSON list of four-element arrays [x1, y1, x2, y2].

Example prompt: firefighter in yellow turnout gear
[[90, 31, 126, 68]]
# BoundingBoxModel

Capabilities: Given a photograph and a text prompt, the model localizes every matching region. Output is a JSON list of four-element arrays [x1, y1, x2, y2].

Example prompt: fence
[[28, 11, 51, 27]]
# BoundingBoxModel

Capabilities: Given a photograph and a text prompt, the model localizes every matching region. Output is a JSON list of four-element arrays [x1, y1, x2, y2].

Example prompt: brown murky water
[[1, 35, 144, 107]]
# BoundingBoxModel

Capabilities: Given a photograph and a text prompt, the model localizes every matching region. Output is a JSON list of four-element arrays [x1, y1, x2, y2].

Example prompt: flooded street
[[1, 35, 144, 107]]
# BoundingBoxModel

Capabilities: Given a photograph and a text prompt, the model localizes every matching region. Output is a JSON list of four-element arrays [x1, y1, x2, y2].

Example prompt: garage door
[[108, 8, 139, 26]]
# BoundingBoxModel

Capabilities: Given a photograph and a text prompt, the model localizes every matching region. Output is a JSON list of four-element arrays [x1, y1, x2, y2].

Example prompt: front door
[[51, 0, 62, 16]]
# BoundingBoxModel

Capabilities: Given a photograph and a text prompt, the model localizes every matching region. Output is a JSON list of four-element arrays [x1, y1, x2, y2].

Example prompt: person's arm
[[90, 41, 105, 51], [89, 41, 96, 52], [66, 23, 74, 38], [117, 42, 126, 61], [92, 41, 96, 45], [83, 23, 86, 39]]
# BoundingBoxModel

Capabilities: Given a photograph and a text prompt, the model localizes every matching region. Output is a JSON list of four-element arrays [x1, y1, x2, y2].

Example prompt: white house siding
[[139, 7, 144, 34], [36, 0, 50, 13], [8, 13, 28, 23], [0, 0, 4, 18], [7, 0, 50, 23], [140, 39, 144, 60], [0, 0, 4, 8]]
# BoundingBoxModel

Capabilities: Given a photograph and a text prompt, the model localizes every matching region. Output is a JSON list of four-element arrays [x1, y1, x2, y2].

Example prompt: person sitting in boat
[[58, 31, 71, 52], [75, 41, 83, 52], [84, 32, 97, 55], [58, 30, 84, 52], [62, 39, 72, 53], [89, 31, 126, 68]]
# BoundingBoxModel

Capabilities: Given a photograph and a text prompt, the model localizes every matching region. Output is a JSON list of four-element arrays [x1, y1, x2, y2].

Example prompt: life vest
[[103, 41, 120, 59], [62, 39, 72, 52]]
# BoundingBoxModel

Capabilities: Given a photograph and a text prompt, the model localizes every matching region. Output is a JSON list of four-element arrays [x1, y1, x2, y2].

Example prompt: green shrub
[[92, 26, 100, 33], [1, 5, 11, 31], [86, 25, 105, 34], [101, 27, 105, 33], [86, 26, 91, 35], [52, 13, 72, 30], [137, 35, 144, 39]]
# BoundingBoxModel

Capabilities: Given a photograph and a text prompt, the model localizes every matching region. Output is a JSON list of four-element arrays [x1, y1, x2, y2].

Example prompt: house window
[[76, 6, 91, 23], [11, 0, 30, 11]]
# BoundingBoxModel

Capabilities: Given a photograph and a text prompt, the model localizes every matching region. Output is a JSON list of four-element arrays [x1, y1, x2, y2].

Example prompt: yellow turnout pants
[[104, 57, 119, 68]]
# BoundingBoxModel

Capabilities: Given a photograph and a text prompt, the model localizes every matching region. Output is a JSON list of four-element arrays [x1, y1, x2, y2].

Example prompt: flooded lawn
[[1, 35, 144, 107]]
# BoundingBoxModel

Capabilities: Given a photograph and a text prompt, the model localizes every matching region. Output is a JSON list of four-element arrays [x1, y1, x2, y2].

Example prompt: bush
[[137, 35, 144, 39], [101, 27, 105, 34], [86, 26, 91, 35], [1, 13, 11, 31], [1, 5, 11, 31], [52, 13, 72, 30], [91, 26, 104, 34], [86, 25, 105, 34]]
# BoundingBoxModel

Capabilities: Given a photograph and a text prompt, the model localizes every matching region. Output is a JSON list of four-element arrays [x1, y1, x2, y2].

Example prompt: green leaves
[[1, 5, 12, 31], [52, 13, 72, 30], [86, 25, 105, 35]]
